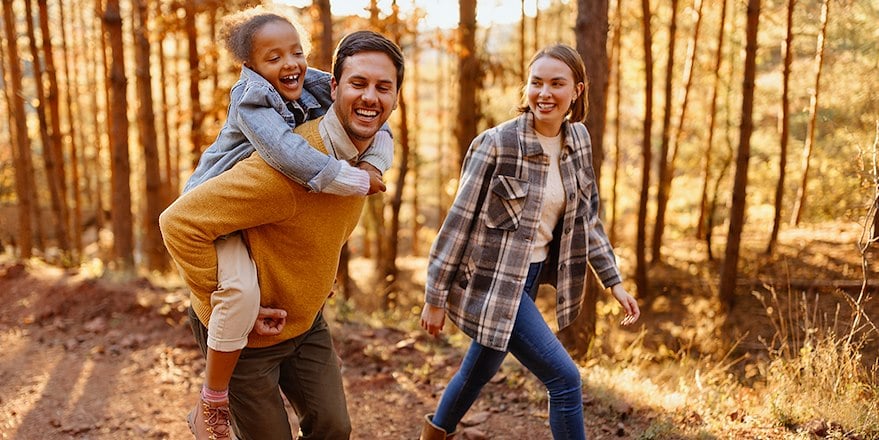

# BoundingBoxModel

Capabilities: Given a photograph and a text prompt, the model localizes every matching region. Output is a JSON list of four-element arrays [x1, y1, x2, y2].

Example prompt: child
[[177, 7, 393, 440]]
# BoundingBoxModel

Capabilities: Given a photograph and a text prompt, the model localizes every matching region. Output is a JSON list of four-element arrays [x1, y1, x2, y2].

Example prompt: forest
[[1, 0, 878, 438]]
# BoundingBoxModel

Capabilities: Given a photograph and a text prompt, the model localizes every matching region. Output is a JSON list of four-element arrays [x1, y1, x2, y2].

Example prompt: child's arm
[[236, 84, 370, 196]]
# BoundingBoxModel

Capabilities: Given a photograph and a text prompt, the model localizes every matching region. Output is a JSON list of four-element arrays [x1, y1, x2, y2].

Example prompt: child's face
[[245, 20, 307, 102]]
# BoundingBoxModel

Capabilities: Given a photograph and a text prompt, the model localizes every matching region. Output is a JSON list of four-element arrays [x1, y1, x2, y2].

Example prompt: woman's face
[[526, 56, 582, 137]]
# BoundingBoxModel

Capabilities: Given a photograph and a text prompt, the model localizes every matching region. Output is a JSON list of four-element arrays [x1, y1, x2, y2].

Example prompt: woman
[[420, 44, 640, 440]]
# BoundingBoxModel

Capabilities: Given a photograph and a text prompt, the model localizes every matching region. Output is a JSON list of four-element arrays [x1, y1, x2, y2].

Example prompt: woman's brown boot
[[420, 413, 457, 440]]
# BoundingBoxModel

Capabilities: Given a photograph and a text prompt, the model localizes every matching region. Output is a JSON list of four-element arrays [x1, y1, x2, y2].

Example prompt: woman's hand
[[420, 303, 446, 337], [610, 284, 640, 326]]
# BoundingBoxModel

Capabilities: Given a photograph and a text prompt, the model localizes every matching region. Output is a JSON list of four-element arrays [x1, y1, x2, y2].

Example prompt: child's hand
[[253, 306, 287, 336], [357, 162, 386, 195]]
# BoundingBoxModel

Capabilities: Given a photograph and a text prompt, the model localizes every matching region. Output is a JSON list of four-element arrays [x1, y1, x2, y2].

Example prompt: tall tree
[[104, 0, 135, 270], [696, 0, 729, 239], [558, 0, 611, 358], [38, 0, 71, 255], [456, 0, 479, 163], [575, 0, 609, 182], [654, 0, 703, 263], [520, 0, 526, 78], [133, 0, 167, 271], [635, 0, 654, 296], [313, 0, 333, 71], [185, 2, 203, 171], [154, 2, 173, 201], [651, 0, 679, 263], [718, 0, 761, 310], [790, 0, 829, 226], [59, 0, 83, 256], [25, 0, 64, 253], [766, 0, 796, 254], [2, 0, 34, 257], [609, 0, 623, 244]]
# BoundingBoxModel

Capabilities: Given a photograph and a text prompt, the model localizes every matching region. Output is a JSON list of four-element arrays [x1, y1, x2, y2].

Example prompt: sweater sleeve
[[236, 83, 344, 192], [159, 155, 295, 302], [357, 127, 394, 174]]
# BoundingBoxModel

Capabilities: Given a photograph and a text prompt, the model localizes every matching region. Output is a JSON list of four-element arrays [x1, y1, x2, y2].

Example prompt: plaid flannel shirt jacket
[[425, 112, 622, 351]]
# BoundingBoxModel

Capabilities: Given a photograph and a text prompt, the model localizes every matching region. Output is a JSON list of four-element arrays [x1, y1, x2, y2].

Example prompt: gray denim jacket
[[183, 66, 390, 193]]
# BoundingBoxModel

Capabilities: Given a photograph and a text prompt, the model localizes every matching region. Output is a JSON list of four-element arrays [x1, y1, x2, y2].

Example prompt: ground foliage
[[0, 223, 877, 439]]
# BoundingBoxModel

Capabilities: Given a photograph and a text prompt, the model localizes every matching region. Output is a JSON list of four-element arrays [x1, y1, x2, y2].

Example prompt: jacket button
[[559, 263, 566, 271], [558, 297, 565, 304], [568, 193, 575, 201], [564, 227, 572, 234], [561, 153, 568, 161]]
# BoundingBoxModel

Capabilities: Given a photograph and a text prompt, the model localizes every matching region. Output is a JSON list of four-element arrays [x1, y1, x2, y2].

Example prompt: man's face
[[331, 51, 399, 152]]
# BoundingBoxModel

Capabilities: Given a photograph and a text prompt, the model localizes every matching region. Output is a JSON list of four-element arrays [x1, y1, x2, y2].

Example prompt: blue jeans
[[432, 262, 585, 439]]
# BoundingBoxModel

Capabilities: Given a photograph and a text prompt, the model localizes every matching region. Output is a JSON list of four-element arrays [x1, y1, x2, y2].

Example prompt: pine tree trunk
[[2, 0, 34, 258], [609, 0, 623, 245], [576, 0, 609, 183], [790, 0, 829, 226], [185, 3, 203, 171], [314, 0, 333, 71], [155, 2, 173, 202], [559, 0, 611, 359], [104, 0, 135, 270], [38, 0, 71, 256], [635, 0, 654, 297], [696, 0, 728, 239], [651, 0, 678, 264], [719, 0, 762, 311], [133, 0, 167, 271], [58, 0, 83, 257], [766, 0, 796, 254], [457, 0, 479, 165], [25, 0, 65, 254]]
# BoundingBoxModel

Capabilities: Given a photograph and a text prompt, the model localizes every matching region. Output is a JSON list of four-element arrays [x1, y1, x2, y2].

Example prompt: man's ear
[[330, 77, 338, 101]]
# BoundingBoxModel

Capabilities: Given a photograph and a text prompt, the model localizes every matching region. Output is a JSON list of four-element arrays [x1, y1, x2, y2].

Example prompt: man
[[160, 30, 404, 440]]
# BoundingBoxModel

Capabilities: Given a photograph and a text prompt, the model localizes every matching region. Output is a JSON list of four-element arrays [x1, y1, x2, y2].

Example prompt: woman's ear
[[576, 82, 585, 98]]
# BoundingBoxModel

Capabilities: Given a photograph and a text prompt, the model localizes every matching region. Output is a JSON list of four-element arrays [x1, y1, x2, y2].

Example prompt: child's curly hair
[[218, 6, 311, 64]]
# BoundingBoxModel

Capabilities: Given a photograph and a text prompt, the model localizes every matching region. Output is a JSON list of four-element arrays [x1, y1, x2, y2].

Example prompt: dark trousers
[[189, 307, 351, 440]]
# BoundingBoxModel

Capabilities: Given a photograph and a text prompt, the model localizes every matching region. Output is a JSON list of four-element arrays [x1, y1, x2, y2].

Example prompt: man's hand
[[252, 306, 287, 336], [357, 162, 386, 195]]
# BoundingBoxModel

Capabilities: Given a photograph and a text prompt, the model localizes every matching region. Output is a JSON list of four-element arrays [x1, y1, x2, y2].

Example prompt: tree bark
[[790, 0, 829, 226], [635, 0, 654, 297], [609, 0, 623, 245], [766, 0, 796, 254], [313, 0, 333, 71], [2, 0, 34, 258], [38, 0, 72, 255], [558, 0, 611, 359], [25, 0, 64, 253], [696, 0, 728, 239], [456, 0, 479, 164], [185, 2, 203, 171], [651, 0, 678, 264], [655, 0, 703, 263], [576, 0, 609, 183], [719, 0, 761, 311], [58, 0, 83, 257], [104, 0, 135, 270], [133, 0, 168, 271]]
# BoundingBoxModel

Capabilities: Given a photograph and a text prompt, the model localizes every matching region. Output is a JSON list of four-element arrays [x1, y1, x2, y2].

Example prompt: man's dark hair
[[332, 30, 405, 90]]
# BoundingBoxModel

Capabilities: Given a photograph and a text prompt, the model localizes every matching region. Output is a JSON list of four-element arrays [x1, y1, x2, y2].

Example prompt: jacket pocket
[[485, 175, 529, 230], [575, 168, 594, 217]]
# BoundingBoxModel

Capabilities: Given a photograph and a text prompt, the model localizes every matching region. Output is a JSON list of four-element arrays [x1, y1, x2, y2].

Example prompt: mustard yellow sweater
[[160, 118, 365, 348]]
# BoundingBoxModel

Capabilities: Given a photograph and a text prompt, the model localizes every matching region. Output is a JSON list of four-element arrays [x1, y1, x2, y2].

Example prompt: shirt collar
[[319, 106, 361, 162]]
